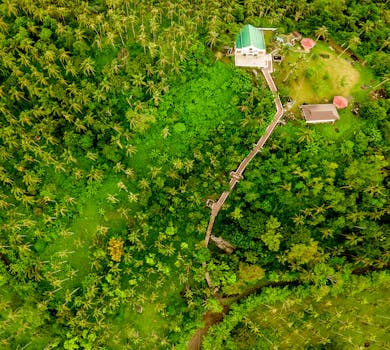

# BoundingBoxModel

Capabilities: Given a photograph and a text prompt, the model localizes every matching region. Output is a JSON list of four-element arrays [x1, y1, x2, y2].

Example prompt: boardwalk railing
[[204, 67, 284, 250]]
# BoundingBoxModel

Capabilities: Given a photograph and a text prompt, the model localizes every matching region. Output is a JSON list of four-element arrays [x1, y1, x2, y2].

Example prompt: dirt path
[[188, 263, 390, 350], [187, 305, 229, 350]]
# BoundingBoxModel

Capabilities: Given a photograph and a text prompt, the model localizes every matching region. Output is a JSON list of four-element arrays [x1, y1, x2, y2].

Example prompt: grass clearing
[[274, 41, 362, 106], [272, 40, 375, 138], [311, 108, 364, 141], [350, 63, 378, 101]]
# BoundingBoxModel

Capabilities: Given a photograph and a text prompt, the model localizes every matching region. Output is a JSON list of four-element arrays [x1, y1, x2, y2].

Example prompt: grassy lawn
[[264, 30, 275, 49], [273, 41, 370, 107], [311, 108, 364, 141], [350, 63, 378, 102], [270, 40, 376, 140]]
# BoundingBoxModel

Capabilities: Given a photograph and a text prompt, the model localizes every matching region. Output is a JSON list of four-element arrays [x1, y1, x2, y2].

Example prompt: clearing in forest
[[274, 41, 361, 106]]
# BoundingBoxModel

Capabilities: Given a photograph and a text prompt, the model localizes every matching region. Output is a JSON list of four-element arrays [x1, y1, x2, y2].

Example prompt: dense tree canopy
[[0, 0, 388, 349]]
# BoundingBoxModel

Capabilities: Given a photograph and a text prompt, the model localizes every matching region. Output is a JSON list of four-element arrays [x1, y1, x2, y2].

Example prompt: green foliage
[[0, 0, 388, 349], [286, 240, 323, 268], [238, 263, 265, 283], [360, 101, 388, 121], [260, 216, 282, 252], [195, 248, 211, 263], [203, 272, 390, 350]]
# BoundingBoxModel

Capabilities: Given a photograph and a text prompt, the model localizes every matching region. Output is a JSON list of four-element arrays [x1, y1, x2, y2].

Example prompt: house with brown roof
[[300, 104, 340, 124]]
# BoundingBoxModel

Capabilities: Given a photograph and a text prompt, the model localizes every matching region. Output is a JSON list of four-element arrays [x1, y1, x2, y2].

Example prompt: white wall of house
[[235, 45, 266, 56], [235, 53, 272, 69], [306, 119, 337, 124]]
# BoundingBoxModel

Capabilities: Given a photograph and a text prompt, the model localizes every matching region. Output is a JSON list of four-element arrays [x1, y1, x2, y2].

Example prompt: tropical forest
[[0, 0, 389, 349]]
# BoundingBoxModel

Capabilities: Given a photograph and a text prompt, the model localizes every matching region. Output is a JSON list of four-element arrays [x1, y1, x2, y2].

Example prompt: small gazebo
[[301, 38, 316, 52], [333, 96, 348, 109]]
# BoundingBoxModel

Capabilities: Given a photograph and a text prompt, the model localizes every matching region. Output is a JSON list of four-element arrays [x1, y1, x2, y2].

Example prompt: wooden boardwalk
[[204, 67, 284, 249]]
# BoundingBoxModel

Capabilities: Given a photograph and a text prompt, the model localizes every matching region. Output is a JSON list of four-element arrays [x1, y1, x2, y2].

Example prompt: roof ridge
[[249, 25, 255, 45], [236, 24, 265, 50]]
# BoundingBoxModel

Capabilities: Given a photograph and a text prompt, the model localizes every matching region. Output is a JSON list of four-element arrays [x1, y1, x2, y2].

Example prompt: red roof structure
[[301, 38, 315, 52], [333, 96, 348, 109]]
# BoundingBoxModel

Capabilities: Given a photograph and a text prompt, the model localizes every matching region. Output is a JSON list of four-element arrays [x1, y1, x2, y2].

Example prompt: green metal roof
[[236, 24, 265, 50]]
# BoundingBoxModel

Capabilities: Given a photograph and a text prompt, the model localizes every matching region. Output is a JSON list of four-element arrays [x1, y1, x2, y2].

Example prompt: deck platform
[[235, 53, 273, 72]]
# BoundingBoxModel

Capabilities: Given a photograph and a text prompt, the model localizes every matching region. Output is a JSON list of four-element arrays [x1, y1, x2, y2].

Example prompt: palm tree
[[297, 129, 315, 143], [65, 62, 78, 77], [9, 86, 25, 102], [150, 166, 161, 178], [206, 31, 219, 48], [128, 192, 139, 203], [360, 20, 374, 36], [47, 65, 61, 79], [127, 12, 138, 38], [105, 30, 117, 48], [131, 73, 145, 87], [93, 89, 106, 103], [147, 41, 158, 58], [18, 53, 32, 68], [161, 127, 170, 138], [377, 37, 389, 52], [125, 144, 137, 157], [112, 15, 126, 46], [80, 57, 95, 76], [315, 26, 328, 42], [149, 15, 159, 43], [138, 24, 148, 54], [138, 178, 150, 190], [87, 167, 104, 183], [152, 90, 162, 106], [2, 0, 18, 17], [338, 36, 361, 57], [93, 35, 103, 50], [0, 16, 8, 32], [371, 72, 390, 90]]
